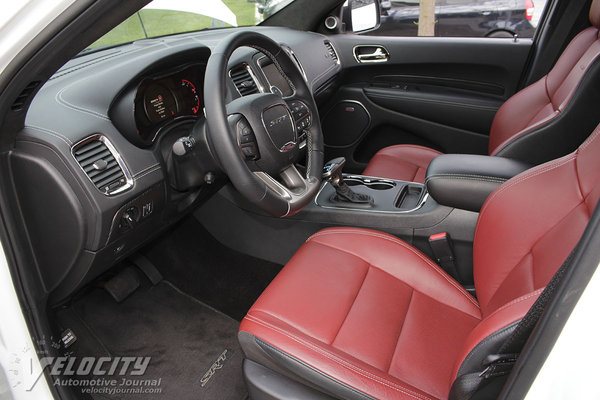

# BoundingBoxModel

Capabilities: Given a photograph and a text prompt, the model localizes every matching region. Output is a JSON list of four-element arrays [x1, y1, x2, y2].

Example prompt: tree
[[418, 0, 436, 37]]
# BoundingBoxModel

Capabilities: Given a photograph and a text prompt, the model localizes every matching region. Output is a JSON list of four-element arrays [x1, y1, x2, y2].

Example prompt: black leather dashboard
[[14, 26, 341, 302]]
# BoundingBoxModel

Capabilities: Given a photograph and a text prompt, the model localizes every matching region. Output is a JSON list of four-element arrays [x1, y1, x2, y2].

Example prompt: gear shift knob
[[322, 157, 346, 188], [322, 157, 373, 205]]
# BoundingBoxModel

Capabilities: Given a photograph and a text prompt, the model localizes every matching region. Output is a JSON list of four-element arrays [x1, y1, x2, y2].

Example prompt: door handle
[[354, 46, 389, 63]]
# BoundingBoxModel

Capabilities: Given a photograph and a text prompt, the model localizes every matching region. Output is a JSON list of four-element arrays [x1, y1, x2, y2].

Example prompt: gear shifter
[[323, 157, 373, 204]]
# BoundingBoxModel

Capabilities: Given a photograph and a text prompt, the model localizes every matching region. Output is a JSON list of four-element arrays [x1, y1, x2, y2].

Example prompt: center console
[[196, 154, 534, 293], [316, 175, 427, 213]]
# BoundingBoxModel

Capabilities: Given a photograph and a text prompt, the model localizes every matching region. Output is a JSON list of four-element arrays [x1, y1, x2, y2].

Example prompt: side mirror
[[346, 0, 380, 33]]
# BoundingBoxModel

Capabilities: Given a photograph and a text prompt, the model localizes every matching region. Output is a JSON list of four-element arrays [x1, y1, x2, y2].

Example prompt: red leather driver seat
[[238, 124, 600, 399], [362, 0, 600, 183]]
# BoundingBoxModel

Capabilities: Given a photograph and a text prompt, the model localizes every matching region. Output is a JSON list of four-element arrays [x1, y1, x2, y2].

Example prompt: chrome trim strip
[[281, 45, 308, 81], [314, 175, 429, 214], [229, 63, 265, 96], [352, 44, 390, 64], [324, 40, 341, 65], [254, 172, 292, 200], [71, 134, 134, 196]]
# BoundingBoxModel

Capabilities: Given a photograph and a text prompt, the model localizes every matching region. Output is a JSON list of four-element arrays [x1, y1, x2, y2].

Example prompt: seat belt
[[450, 248, 576, 400]]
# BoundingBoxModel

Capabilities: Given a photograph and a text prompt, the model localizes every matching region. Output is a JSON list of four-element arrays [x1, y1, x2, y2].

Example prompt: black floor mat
[[55, 281, 246, 400], [142, 218, 282, 320]]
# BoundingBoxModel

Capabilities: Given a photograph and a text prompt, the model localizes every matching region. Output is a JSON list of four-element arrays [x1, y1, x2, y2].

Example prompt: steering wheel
[[204, 31, 324, 217]]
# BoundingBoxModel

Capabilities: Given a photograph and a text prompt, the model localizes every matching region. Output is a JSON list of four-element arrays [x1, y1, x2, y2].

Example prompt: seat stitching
[[309, 230, 479, 308], [411, 166, 422, 182], [308, 230, 480, 309], [376, 144, 444, 155], [386, 289, 414, 374], [331, 264, 371, 345], [477, 154, 576, 224], [375, 153, 431, 170], [426, 174, 507, 182], [257, 338, 376, 400], [483, 288, 544, 321], [244, 314, 435, 400], [480, 197, 586, 312]]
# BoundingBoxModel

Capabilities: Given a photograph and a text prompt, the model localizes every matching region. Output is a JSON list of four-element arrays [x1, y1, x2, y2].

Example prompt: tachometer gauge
[[143, 84, 177, 124], [181, 79, 200, 115]]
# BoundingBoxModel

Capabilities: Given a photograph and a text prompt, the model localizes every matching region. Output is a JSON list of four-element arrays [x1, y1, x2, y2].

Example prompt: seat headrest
[[591, 0, 600, 28]]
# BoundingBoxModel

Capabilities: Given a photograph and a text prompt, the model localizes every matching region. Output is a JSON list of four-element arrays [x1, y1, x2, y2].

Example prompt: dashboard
[[16, 27, 341, 302]]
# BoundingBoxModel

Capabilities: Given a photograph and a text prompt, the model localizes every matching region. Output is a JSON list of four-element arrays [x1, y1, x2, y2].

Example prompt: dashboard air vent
[[230, 65, 259, 96], [11, 81, 40, 111], [72, 136, 132, 196], [324, 41, 339, 63]]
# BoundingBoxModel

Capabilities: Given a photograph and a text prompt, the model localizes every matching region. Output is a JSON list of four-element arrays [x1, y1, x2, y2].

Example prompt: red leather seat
[[239, 125, 600, 399], [363, 0, 600, 183]]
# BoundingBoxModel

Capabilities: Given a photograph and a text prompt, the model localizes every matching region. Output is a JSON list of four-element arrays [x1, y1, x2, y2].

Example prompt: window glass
[[86, 0, 295, 51], [369, 0, 548, 38]]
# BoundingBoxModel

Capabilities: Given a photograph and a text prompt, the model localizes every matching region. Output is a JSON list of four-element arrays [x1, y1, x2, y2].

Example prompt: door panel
[[324, 34, 533, 173]]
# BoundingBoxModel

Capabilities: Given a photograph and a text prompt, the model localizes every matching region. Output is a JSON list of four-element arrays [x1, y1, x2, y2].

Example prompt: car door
[[321, 0, 547, 173]]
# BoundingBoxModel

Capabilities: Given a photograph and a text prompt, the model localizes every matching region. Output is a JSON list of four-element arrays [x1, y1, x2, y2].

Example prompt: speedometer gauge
[[181, 79, 200, 115]]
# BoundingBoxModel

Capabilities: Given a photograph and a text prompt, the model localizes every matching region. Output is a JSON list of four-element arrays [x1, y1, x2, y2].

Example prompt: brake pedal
[[103, 267, 140, 302], [129, 254, 163, 285]]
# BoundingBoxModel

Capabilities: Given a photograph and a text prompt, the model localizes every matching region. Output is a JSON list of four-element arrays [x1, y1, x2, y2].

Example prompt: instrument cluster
[[134, 64, 205, 144]]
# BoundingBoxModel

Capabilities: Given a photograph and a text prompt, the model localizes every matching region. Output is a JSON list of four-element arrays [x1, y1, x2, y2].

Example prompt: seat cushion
[[362, 145, 443, 183], [239, 228, 481, 399]]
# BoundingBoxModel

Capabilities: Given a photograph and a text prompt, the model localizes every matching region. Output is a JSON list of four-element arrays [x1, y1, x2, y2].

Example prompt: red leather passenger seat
[[363, 0, 600, 183], [238, 125, 600, 399]]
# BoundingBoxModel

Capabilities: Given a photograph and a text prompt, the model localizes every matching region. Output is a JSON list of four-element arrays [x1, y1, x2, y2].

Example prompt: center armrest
[[425, 154, 531, 212]]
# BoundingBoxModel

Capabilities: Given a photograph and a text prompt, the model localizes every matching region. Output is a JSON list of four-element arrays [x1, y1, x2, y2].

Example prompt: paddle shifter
[[322, 157, 373, 204]]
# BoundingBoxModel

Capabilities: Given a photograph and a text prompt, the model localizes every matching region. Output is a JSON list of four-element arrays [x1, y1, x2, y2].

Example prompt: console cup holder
[[345, 176, 396, 190]]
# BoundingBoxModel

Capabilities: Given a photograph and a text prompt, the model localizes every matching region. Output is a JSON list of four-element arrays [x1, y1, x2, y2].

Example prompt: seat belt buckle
[[428, 232, 460, 279], [428, 232, 455, 263]]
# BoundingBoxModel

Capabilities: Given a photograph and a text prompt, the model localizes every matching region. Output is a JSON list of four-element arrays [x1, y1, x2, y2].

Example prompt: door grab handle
[[355, 46, 389, 63]]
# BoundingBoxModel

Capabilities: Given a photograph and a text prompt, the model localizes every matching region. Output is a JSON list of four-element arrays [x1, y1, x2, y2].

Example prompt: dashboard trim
[[71, 134, 134, 196]]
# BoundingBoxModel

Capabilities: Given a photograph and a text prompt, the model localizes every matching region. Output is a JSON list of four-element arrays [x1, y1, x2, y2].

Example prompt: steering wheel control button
[[288, 101, 309, 120], [241, 144, 259, 160], [262, 105, 296, 152], [236, 118, 260, 160], [286, 100, 311, 139]]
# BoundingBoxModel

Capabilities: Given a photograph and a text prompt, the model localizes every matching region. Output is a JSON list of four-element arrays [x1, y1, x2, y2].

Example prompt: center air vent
[[72, 136, 132, 196], [324, 41, 339, 64], [230, 65, 260, 96]]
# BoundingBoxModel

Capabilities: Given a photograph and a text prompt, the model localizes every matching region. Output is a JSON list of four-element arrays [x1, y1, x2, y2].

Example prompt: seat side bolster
[[451, 291, 540, 382], [240, 314, 437, 400]]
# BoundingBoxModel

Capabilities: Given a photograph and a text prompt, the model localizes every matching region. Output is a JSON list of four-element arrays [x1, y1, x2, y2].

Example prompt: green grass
[[89, 0, 258, 48]]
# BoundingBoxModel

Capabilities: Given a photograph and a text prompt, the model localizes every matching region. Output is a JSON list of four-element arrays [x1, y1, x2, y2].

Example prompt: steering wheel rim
[[204, 31, 324, 217]]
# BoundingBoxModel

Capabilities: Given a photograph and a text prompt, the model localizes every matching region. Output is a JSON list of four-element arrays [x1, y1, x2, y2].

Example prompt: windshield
[[85, 0, 294, 51]]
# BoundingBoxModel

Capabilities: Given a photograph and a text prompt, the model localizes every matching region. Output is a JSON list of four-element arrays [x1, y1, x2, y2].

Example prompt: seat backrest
[[487, 0, 600, 164], [451, 122, 600, 381]]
